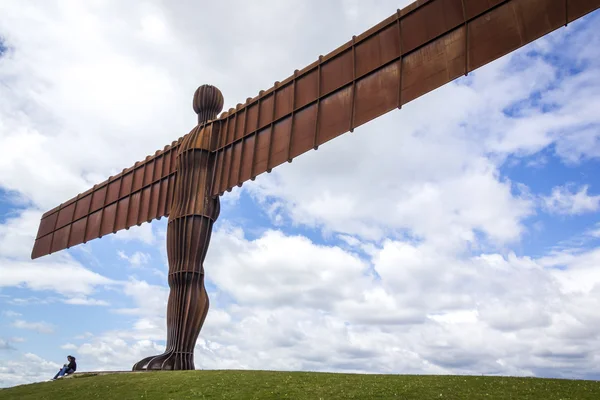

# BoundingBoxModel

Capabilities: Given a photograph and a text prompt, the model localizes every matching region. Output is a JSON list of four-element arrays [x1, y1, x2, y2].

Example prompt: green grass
[[1, 370, 599, 400]]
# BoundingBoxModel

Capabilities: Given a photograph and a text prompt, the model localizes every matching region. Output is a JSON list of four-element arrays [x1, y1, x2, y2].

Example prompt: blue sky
[[1, 0, 600, 388]]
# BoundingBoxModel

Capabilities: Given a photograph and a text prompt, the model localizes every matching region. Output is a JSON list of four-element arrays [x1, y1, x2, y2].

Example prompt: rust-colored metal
[[31, 141, 181, 259], [29, 0, 600, 371], [210, 0, 600, 196], [131, 85, 223, 370]]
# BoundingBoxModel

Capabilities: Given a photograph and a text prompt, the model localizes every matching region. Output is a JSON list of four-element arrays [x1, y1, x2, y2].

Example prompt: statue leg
[[132, 215, 214, 371]]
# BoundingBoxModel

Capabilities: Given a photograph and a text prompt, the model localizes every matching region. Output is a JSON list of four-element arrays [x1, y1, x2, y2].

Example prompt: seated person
[[52, 355, 77, 380]]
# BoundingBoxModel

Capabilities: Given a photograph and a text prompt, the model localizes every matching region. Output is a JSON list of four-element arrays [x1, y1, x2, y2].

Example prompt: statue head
[[193, 84, 224, 124]]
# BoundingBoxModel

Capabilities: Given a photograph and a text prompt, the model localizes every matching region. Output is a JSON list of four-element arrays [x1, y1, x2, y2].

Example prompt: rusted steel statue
[[132, 86, 224, 370], [31, 0, 600, 371]]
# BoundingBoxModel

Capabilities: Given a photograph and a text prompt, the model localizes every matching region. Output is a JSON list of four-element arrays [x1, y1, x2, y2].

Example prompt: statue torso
[[170, 123, 220, 221]]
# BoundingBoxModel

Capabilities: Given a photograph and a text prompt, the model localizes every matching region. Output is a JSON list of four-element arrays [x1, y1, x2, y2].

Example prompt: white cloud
[[590, 224, 600, 238], [542, 184, 600, 215], [0, 258, 116, 296], [541, 248, 600, 294], [109, 279, 169, 342], [0, 339, 16, 350], [11, 319, 55, 334], [207, 227, 369, 308], [117, 250, 151, 267], [62, 296, 109, 306], [112, 224, 158, 247], [6, 296, 55, 306], [1, 310, 21, 318], [0, 209, 46, 259], [74, 332, 94, 340], [0, 336, 26, 351], [203, 228, 600, 377], [0, 353, 60, 388], [337, 234, 362, 248]]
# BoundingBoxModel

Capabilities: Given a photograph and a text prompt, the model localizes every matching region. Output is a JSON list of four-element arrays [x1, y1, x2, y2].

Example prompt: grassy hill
[[1, 370, 599, 399]]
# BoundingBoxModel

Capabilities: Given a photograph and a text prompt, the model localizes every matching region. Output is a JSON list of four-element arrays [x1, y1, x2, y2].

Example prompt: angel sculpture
[[31, 0, 599, 370]]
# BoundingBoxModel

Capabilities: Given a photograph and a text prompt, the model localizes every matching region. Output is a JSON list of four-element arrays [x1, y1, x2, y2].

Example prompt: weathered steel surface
[[132, 85, 223, 371], [210, 0, 600, 196], [31, 140, 182, 259]]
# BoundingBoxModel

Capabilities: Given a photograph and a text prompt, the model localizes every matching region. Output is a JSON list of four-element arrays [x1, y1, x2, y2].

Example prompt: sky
[[1, 0, 600, 389]]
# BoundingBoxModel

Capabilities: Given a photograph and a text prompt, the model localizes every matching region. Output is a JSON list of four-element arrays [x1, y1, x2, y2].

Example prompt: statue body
[[133, 86, 223, 370]]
